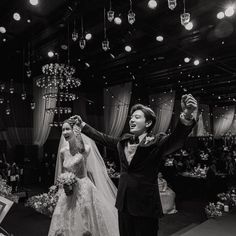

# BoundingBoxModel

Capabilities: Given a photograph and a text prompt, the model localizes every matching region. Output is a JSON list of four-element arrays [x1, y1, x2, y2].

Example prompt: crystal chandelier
[[43, 91, 76, 102], [46, 107, 72, 114], [49, 121, 63, 127], [36, 63, 81, 89]]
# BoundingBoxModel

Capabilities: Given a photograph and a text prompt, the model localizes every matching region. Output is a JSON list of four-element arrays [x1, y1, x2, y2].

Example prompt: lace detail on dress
[[48, 150, 119, 236]]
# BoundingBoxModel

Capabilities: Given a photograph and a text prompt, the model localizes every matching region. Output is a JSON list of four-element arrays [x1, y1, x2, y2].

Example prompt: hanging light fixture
[[26, 43, 31, 78], [168, 0, 177, 10], [0, 83, 5, 91], [128, 0, 135, 25], [180, 0, 190, 26], [30, 102, 35, 110], [79, 16, 86, 49], [6, 100, 10, 115], [72, 19, 79, 42], [107, 0, 115, 22], [9, 79, 14, 94], [21, 49, 27, 100], [102, 8, 110, 51]]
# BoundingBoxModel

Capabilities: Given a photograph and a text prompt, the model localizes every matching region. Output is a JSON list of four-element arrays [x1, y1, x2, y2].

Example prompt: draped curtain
[[33, 83, 57, 146], [0, 90, 32, 148], [0, 128, 32, 149], [213, 106, 235, 138], [228, 113, 236, 135], [149, 91, 175, 134], [103, 82, 132, 136], [195, 104, 211, 136]]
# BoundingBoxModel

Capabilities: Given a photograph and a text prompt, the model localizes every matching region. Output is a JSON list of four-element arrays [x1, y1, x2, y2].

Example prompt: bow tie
[[129, 135, 139, 144]]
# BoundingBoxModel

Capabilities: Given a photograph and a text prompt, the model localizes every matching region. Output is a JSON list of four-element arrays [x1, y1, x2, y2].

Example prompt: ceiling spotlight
[[85, 33, 92, 40], [29, 0, 39, 6], [0, 27, 6, 34], [110, 53, 115, 59], [193, 59, 200, 66], [85, 62, 90, 68], [61, 44, 68, 50], [184, 57, 191, 63], [217, 11, 225, 19], [48, 51, 54, 58], [125, 45, 132, 52], [114, 17, 122, 25], [148, 0, 157, 9], [3, 38, 6, 42], [156, 35, 164, 42], [185, 21, 193, 31], [27, 19, 31, 23], [13, 12, 21, 21], [225, 6, 235, 17]]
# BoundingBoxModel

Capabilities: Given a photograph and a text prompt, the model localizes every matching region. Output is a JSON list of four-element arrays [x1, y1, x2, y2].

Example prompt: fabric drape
[[33, 82, 57, 146], [149, 91, 175, 134], [103, 82, 132, 136], [213, 106, 235, 138]]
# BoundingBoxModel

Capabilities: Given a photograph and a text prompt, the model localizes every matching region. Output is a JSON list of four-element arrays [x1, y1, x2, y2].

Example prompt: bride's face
[[62, 122, 74, 141]]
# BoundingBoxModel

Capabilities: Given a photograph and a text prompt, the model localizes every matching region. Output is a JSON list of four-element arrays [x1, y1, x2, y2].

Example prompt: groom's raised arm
[[72, 115, 119, 150], [82, 123, 119, 150], [157, 94, 197, 157]]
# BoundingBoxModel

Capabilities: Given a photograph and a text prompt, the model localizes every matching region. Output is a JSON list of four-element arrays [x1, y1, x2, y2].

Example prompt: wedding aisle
[[1, 198, 206, 236]]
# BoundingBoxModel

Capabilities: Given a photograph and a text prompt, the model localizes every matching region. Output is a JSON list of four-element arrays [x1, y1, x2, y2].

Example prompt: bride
[[48, 118, 119, 236]]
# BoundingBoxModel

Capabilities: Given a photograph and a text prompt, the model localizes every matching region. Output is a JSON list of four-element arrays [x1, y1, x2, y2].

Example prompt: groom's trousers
[[118, 211, 159, 236]]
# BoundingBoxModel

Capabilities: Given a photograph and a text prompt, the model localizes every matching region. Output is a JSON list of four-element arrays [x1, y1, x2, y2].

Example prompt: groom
[[72, 94, 197, 236]]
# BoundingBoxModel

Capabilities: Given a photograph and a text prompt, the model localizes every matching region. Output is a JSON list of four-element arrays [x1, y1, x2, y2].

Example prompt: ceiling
[[0, 0, 236, 105]]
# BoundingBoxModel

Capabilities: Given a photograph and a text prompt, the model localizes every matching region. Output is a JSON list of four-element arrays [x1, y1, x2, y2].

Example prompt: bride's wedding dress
[[48, 148, 119, 236]]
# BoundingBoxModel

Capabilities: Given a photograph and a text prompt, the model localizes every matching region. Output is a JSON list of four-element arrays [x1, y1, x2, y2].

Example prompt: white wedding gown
[[48, 149, 119, 236]]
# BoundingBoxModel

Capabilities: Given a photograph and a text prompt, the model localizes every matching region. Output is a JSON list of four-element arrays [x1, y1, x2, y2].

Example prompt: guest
[[158, 172, 177, 214]]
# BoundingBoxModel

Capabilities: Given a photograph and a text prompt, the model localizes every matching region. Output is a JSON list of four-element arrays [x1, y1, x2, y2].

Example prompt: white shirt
[[124, 133, 147, 165]]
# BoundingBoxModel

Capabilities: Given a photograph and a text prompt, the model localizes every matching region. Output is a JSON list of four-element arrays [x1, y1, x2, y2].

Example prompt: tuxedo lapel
[[119, 134, 133, 167]]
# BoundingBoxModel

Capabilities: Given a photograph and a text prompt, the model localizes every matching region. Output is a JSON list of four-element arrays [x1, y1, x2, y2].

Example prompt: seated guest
[[158, 172, 177, 214]]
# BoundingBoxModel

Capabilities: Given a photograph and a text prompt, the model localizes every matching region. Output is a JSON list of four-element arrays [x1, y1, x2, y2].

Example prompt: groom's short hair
[[130, 104, 156, 132]]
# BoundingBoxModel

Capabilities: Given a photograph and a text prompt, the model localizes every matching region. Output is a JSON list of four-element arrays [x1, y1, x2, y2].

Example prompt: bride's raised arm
[[73, 124, 91, 157]]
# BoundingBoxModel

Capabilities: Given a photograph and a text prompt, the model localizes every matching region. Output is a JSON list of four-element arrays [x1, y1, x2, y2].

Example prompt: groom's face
[[129, 110, 151, 136]]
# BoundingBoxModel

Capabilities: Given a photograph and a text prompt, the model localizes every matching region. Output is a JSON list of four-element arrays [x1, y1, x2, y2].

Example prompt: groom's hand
[[70, 115, 83, 125], [181, 94, 198, 117]]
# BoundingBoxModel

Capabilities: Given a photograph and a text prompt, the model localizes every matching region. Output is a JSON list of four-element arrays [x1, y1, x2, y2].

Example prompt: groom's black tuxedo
[[82, 119, 195, 219]]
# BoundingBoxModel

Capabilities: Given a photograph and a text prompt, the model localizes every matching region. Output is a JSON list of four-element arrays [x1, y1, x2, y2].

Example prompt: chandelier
[[43, 91, 76, 102], [46, 107, 72, 114], [49, 121, 63, 127], [36, 63, 81, 89]]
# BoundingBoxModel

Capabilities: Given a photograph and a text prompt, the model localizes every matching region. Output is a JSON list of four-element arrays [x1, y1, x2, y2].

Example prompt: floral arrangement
[[25, 185, 59, 217], [0, 177, 19, 203], [205, 187, 236, 218], [205, 203, 223, 218], [57, 172, 77, 196], [0, 177, 12, 197], [217, 189, 236, 207], [106, 161, 120, 178]]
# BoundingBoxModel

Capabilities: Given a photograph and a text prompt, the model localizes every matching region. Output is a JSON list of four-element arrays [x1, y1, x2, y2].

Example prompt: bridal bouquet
[[57, 172, 77, 196], [25, 185, 59, 217]]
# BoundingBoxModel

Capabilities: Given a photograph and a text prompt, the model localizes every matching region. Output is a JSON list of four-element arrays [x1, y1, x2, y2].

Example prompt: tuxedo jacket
[[82, 120, 195, 218]]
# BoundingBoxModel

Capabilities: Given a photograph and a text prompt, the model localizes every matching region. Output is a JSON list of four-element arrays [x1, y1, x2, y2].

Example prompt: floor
[[1, 192, 207, 236]]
